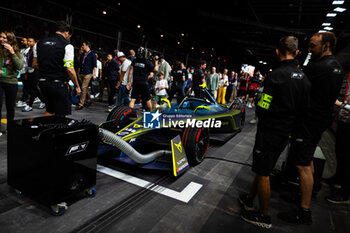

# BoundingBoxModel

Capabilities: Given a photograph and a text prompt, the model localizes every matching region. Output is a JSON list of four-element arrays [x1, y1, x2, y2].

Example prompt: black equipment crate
[[7, 116, 98, 206]]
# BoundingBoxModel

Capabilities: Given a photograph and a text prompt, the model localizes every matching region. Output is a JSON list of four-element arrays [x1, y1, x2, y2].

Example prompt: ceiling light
[[334, 7, 347, 12], [117, 2, 121, 6], [181, 33, 185, 36], [137, 25, 141, 28], [322, 23, 331, 26], [177, 41, 180, 45], [332, 1, 344, 5], [324, 27, 334, 30], [102, 11, 107, 15], [318, 30, 327, 33], [327, 13, 337, 17], [259, 61, 263, 63], [160, 34, 164, 38], [212, 48, 214, 51], [202, 51, 205, 54], [263, 62, 267, 65], [269, 69, 273, 72], [191, 47, 194, 50]]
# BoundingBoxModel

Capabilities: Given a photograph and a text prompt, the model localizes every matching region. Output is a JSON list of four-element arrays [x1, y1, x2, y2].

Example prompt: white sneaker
[[22, 105, 33, 112], [33, 97, 41, 104], [16, 101, 27, 108], [39, 102, 46, 109], [249, 119, 257, 124]]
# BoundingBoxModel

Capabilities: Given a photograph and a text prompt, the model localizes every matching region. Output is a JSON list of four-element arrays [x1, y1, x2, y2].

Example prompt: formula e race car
[[98, 89, 245, 176]]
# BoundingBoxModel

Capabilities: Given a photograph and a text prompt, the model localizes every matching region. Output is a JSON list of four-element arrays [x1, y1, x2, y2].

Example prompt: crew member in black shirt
[[278, 32, 344, 225], [191, 60, 207, 98], [168, 61, 186, 103], [239, 36, 310, 229], [128, 47, 159, 111], [105, 53, 120, 110], [34, 21, 81, 117]]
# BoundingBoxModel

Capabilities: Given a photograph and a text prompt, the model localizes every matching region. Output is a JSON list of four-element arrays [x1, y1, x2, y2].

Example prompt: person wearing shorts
[[128, 47, 158, 111], [239, 36, 310, 229], [278, 32, 344, 225], [153, 71, 168, 109]]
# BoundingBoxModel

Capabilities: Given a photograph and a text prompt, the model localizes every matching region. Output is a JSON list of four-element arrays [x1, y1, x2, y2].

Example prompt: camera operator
[[128, 47, 159, 111]]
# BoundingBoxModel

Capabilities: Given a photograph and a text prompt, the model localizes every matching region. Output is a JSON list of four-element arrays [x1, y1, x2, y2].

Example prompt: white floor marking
[[97, 165, 203, 203]]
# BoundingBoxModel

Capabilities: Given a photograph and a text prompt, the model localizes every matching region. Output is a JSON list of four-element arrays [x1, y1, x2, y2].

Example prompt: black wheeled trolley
[[7, 116, 98, 216]]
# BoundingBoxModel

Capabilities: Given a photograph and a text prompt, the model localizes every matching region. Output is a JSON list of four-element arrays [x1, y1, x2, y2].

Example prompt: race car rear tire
[[182, 127, 209, 166], [106, 106, 137, 131]]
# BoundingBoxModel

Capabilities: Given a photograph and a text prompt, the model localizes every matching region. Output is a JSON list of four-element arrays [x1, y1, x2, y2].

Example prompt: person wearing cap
[[153, 71, 168, 109], [116, 51, 132, 106]]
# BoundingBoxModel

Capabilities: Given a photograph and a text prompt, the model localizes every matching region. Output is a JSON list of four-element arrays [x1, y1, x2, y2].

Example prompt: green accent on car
[[193, 105, 211, 113]]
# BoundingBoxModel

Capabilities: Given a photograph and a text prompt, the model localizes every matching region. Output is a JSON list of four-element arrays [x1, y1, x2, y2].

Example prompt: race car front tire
[[106, 106, 136, 131], [182, 127, 209, 166]]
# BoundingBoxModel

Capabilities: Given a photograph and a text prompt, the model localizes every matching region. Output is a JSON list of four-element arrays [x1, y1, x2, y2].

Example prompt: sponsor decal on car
[[143, 110, 222, 129]]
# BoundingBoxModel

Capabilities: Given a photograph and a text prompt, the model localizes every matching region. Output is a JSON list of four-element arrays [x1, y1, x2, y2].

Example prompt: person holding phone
[[0, 31, 24, 136]]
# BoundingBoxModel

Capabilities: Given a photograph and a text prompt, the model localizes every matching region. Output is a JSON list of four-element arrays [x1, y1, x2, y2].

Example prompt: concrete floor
[[0, 91, 349, 233]]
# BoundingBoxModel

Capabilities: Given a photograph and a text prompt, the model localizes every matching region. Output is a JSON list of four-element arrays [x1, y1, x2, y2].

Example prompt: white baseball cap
[[117, 51, 125, 57]]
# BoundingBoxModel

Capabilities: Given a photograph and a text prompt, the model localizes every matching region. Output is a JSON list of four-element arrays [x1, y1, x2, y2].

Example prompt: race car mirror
[[171, 135, 189, 177], [160, 98, 171, 109]]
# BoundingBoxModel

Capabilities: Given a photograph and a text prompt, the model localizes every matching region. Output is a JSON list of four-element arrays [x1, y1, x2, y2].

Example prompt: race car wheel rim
[[195, 129, 209, 162]]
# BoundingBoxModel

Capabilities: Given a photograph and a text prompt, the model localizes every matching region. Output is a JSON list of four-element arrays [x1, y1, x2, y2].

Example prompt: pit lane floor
[[0, 94, 349, 233]]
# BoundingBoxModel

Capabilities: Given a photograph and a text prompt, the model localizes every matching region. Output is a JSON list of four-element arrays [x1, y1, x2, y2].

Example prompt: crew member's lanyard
[[26, 49, 33, 66], [82, 51, 91, 65]]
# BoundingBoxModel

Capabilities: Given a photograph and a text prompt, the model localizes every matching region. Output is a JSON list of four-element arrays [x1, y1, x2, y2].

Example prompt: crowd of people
[[0, 20, 349, 230], [68, 46, 265, 113], [1, 22, 268, 120]]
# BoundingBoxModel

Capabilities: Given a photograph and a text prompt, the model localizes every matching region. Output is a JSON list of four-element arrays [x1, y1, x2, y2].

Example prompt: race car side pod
[[98, 128, 172, 164]]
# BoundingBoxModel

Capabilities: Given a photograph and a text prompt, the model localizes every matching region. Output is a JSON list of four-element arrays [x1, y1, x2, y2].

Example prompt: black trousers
[[20, 74, 29, 102], [108, 79, 118, 106], [0, 82, 18, 121], [27, 71, 41, 107], [335, 120, 350, 194], [168, 82, 184, 103]]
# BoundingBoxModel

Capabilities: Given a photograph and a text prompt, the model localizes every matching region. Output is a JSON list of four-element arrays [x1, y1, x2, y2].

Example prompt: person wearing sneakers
[[0, 31, 24, 136], [238, 36, 310, 229], [116, 51, 131, 106], [76, 41, 97, 110], [153, 71, 168, 109], [35, 21, 81, 117], [22, 38, 43, 112], [278, 32, 344, 225], [16, 37, 30, 108]]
